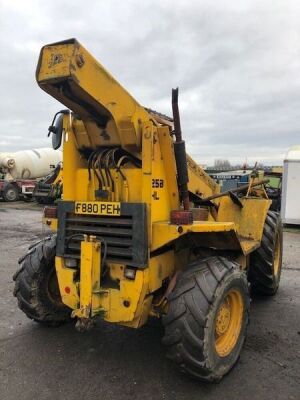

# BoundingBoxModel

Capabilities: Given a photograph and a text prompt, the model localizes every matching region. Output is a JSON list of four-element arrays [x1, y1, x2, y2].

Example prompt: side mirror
[[48, 110, 70, 150], [48, 113, 64, 150]]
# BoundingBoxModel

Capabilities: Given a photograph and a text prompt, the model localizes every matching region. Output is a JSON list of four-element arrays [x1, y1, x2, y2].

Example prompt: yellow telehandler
[[13, 39, 282, 382]]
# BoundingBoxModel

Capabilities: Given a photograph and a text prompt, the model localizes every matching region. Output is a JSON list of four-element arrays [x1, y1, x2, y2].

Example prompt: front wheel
[[162, 256, 250, 382]]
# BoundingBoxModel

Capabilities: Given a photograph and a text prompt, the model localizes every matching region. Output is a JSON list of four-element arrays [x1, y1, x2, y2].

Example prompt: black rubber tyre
[[249, 211, 283, 295], [13, 235, 71, 326], [162, 256, 250, 382], [3, 183, 19, 202]]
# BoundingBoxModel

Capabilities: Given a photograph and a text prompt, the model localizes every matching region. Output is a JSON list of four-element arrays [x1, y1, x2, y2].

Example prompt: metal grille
[[56, 201, 147, 267], [65, 214, 134, 263]]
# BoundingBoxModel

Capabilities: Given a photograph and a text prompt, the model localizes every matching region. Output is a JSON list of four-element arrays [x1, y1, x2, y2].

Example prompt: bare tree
[[214, 159, 231, 169]]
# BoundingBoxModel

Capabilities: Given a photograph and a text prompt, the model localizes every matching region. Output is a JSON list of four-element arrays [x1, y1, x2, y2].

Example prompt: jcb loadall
[[14, 39, 282, 382]]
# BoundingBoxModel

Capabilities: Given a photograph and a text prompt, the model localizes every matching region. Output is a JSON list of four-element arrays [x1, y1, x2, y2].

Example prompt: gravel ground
[[0, 201, 299, 400]]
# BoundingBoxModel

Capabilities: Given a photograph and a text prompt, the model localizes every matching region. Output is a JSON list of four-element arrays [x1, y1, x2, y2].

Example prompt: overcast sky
[[0, 0, 299, 165]]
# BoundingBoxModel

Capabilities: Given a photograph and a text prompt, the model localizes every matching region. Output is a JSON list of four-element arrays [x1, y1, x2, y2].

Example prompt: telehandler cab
[[14, 39, 282, 382]]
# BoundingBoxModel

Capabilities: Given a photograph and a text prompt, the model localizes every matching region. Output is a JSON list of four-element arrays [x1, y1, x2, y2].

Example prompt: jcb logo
[[75, 202, 121, 216]]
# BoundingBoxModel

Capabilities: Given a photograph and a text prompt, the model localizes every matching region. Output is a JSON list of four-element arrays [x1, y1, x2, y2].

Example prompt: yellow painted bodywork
[[43, 217, 58, 231], [55, 256, 79, 308], [36, 39, 270, 328], [37, 40, 149, 155], [216, 197, 271, 254], [72, 237, 102, 318], [152, 221, 235, 251]]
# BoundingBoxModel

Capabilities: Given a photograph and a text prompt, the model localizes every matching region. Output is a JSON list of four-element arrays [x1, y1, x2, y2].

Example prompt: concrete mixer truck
[[0, 148, 62, 201]]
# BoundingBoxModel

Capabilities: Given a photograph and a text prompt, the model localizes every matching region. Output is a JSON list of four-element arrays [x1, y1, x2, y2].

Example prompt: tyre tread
[[163, 256, 248, 382], [13, 235, 70, 325], [249, 211, 282, 295]]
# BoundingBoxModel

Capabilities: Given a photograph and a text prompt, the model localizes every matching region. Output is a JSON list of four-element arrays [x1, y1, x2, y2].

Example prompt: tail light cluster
[[43, 206, 57, 219], [170, 210, 193, 225]]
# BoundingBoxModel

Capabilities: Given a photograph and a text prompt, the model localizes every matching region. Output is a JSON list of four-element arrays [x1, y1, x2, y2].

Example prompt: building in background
[[281, 146, 300, 225]]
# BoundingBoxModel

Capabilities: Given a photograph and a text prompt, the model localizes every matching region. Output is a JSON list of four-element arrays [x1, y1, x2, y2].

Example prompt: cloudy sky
[[0, 0, 299, 165]]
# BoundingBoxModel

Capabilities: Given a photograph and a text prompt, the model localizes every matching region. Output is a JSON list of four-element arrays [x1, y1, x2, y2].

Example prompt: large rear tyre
[[162, 256, 250, 382], [249, 211, 283, 295], [13, 235, 71, 326]]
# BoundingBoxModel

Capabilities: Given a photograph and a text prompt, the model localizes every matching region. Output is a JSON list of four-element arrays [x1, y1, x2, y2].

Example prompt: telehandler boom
[[14, 39, 283, 381]]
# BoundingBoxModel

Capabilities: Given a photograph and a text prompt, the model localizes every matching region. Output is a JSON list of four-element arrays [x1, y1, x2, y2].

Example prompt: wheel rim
[[273, 232, 281, 277], [215, 289, 244, 357], [5, 188, 17, 201]]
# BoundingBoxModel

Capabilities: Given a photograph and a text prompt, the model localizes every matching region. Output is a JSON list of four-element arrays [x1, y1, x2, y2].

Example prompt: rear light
[[170, 210, 193, 225], [43, 206, 57, 219]]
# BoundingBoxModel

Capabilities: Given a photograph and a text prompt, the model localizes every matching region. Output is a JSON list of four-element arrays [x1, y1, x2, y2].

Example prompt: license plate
[[75, 201, 121, 216]]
